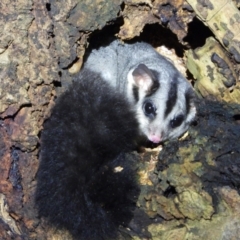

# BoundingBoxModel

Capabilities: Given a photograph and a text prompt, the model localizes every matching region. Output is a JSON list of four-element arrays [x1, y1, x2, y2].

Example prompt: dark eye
[[143, 101, 156, 119], [170, 114, 184, 128]]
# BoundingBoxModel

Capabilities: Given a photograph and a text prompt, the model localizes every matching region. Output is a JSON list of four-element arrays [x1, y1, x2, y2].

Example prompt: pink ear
[[132, 64, 154, 92]]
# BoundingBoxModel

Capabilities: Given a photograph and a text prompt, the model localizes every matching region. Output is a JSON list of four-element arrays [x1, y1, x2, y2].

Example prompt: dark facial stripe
[[164, 75, 178, 118], [132, 85, 139, 102]]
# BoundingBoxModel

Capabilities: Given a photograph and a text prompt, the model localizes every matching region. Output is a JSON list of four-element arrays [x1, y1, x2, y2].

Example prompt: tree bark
[[0, 0, 240, 239]]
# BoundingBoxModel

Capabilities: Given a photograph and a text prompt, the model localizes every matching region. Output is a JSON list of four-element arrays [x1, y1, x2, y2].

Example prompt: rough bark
[[0, 0, 240, 239]]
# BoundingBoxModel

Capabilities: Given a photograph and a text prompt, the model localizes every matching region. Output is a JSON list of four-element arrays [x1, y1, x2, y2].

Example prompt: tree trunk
[[0, 0, 240, 239]]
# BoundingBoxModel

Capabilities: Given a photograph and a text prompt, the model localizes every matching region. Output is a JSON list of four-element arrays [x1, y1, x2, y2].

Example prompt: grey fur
[[83, 40, 196, 143]]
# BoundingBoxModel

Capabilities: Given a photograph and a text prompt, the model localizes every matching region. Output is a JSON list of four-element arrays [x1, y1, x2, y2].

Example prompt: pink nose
[[148, 135, 162, 143]]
